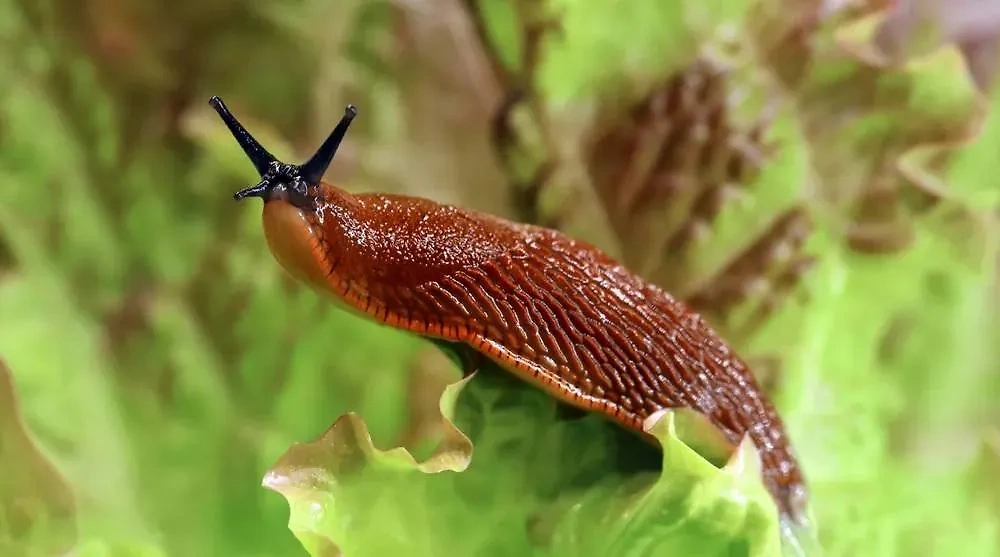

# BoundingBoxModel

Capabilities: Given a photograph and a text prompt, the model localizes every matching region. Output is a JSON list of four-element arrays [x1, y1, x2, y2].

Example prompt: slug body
[[209, 97, 808, 526]]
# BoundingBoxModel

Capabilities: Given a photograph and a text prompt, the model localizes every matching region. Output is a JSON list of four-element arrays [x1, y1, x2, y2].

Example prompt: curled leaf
[[262, 373, 475, 556], [870, 0, 1000, 91], [744, 0, 992, 261], [779, 2, 991, 256], [587, 54, 779, 284], [581, 50, 815, 351], [0, 359, 76, 554], [685, 205, 816, 342], [535, 409, 784, 557], [264, 355, 797, 557]]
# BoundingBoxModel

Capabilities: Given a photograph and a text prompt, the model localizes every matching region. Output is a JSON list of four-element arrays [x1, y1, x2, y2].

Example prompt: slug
[[208, 96, 808, 526]]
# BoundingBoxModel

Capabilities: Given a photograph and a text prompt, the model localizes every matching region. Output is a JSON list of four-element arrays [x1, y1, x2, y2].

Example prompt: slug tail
[[779, 509, 820, 557]]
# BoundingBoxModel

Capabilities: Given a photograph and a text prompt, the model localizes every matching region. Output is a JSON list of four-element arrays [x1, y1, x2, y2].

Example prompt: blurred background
[[1, 0, 999, 555]]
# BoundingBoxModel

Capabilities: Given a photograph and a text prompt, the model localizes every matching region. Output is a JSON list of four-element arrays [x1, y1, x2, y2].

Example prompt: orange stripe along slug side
[[208, 96, 809, 526]]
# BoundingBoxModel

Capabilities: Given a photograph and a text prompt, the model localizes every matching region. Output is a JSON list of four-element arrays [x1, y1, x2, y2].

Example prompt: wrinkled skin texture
[[261, 184, 808, 524]]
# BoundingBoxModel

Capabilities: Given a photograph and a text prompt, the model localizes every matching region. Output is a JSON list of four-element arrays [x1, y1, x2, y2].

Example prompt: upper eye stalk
[[208, 96, 358, 202]]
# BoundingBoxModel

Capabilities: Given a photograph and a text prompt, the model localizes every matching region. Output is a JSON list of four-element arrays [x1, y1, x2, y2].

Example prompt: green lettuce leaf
[[0, 360, 76, 555], [264, 369, 792, 557], [541, 409, 793, 557], [263, 373, 475, 556]]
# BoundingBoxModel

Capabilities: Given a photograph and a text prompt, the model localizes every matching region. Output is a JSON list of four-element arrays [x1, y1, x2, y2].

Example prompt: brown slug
[[208, 96, 808, 526]]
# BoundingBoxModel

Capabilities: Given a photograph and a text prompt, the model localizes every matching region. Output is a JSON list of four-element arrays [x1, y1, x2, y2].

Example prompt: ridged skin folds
[[262, 184, 807, 523]]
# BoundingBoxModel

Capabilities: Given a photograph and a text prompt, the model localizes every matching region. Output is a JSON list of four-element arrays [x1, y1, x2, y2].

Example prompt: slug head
[[209, 95, 359, 292], [208, 95, 357, 208]]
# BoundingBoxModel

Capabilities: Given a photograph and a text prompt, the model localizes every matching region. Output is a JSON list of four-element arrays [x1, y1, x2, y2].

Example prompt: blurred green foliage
[[0, 0, 998, 556]]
